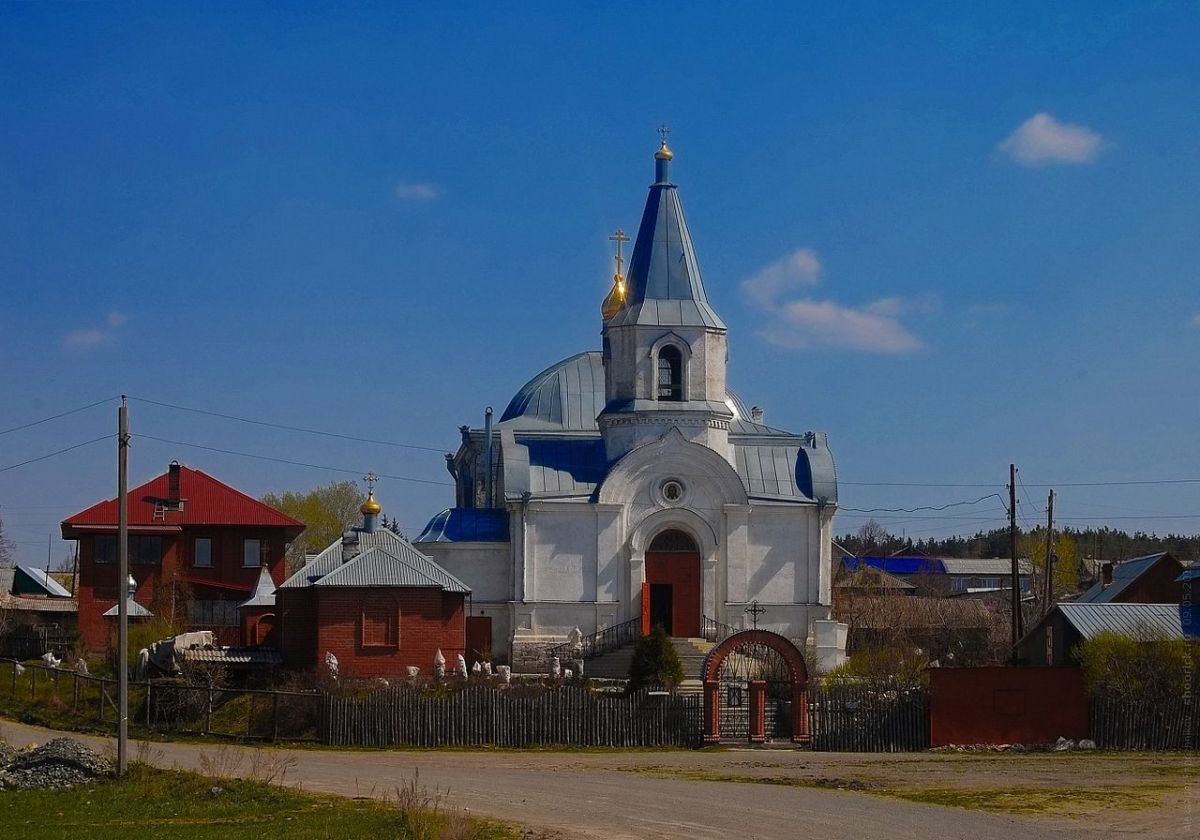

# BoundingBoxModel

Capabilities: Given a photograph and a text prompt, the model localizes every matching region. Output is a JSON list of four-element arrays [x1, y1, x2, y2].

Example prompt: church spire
[[605, 133, 725, 330]]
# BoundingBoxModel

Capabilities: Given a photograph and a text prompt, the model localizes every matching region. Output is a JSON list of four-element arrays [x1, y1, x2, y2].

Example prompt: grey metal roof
[[14, 563, 72, 597], [1075, 553, 1172, 604], [0, 592, 77, 613], [315, 547, 449, 589], [102, 597, 153, 617], [1058, 602, 1190, 640], [179, 647, 283, 666], [733, 431, 838, 505], [280, 527, 469, 594], [238, 567, 276, 608], [940, 557, 1034, 576], [606, 151, 725, 330]]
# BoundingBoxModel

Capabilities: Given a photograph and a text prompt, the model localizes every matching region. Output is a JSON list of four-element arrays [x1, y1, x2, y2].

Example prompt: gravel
[[0, 737, 113, 790]]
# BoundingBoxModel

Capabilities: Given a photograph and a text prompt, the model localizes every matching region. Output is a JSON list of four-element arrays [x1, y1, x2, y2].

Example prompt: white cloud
[[739, 248, 821, 308], [997, 113, 1103, 166], [394, 182, 443, 201], [62, 311, 127, 350], [742, 249, 926, 354], [760, 298, 923, 354]]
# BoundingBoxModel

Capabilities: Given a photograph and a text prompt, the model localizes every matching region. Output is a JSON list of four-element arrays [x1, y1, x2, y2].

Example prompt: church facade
[[415, 139, 838, 670]]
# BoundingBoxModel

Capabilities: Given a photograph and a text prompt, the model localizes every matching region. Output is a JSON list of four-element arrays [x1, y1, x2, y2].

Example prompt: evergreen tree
[[627, 625, 684, 692]]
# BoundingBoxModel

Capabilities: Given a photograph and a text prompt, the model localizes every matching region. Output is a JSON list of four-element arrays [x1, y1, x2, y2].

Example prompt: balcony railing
[[702, 615, 740, 645]]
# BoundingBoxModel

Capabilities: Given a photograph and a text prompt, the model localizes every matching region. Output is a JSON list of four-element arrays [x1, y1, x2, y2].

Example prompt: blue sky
[[2, 2, 1199, 566]]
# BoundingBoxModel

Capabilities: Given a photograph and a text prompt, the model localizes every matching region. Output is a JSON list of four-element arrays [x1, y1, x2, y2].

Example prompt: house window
[[362, 595, 399, 648], [131, 535, 163, 565], [191, 598, 239, 626], [243, 539, 262, 568], [194, 538, 213, 568], [94, 535, 116, 564], [657, 345, 683, 401]]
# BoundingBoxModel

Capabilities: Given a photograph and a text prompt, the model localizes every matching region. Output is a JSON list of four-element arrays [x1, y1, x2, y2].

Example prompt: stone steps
[[583, 636, 714, 687]]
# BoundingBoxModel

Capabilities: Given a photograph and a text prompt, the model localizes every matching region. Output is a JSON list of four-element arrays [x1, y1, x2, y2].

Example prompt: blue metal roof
[[1075, 553, 1172, 604], [415, 508, 509, 544], [842, 556, 947, 576], [605, 149, 725, 330]]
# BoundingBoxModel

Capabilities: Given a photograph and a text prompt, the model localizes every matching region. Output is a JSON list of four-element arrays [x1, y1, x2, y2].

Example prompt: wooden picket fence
[[1091, 696, 1199, 751], [809, 684, 930, 752], [323, 683, 703, 748]]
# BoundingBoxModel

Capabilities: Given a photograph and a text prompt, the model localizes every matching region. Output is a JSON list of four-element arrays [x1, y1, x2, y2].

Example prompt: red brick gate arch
[[702, 630, 810, 744]]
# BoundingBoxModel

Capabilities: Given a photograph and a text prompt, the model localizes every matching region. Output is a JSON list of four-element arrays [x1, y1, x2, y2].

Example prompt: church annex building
[[414, 138, 838, 670]]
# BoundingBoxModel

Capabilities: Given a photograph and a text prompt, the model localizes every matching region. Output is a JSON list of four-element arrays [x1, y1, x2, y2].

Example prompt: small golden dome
[[601, 274, 626, 320], [360, 492, 382, 516], [654, 142, 674, 161]]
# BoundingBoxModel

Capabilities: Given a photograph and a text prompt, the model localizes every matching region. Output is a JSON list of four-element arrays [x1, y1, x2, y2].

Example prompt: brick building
[[61, 462, 304, 652], [277, 493, 470, 678]]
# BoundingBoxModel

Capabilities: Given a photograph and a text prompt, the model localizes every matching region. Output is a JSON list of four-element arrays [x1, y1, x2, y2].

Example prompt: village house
[[1073, 552, 1185, 605], [1018, 602, 1197, 666], [277, 491, 470, 678], [60, 461, 305, 652], [0, 563, 77, 659]]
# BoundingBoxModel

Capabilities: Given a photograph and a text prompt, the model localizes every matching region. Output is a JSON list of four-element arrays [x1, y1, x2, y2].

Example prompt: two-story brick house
[[61, 462, 304, 652]]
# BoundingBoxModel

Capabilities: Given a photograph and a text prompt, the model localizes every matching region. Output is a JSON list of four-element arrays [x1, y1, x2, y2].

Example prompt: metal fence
[[809, 684, 930, 752], [1091, 696, 1199, 751], [324, 683, 702, 748]]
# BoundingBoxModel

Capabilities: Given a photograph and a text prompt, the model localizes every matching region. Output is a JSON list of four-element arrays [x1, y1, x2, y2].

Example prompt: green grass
[[0, 763, 519, 840]]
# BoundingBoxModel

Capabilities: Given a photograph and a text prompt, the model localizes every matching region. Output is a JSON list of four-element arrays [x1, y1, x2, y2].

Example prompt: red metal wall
[[929, 666, 1089, 746]]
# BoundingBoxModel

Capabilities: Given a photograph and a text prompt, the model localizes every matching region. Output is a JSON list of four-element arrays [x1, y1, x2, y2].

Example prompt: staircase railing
[[702, 615, 740, 645], [547, 616, 643, 662]]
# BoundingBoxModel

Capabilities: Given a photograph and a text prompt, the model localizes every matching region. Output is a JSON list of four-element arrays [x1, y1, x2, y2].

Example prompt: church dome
[[499, 351, 752, 432]]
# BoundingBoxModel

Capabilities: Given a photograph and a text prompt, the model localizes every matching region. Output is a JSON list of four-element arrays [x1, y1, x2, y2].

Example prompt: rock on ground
[[0, 737, 114, 790]]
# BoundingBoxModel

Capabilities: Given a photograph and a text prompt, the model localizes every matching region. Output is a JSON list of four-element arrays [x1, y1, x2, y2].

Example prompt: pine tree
[[627, 625, 684, 692]]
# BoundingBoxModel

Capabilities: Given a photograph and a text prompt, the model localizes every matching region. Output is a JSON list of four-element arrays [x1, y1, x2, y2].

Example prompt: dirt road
[[3, 721, 1195, 839]]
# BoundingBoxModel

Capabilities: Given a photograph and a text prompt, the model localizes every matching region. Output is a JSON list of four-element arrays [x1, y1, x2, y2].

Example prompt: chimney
[[168, 461, 181, 507], [1101, 562, 1113, 588], [750, 406, 764, 424], [342, 530, 361, 563]]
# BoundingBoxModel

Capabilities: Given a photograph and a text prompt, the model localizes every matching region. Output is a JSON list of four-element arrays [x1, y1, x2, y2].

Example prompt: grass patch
[[618, 765, 1182, 815], [891, 784, 1175, 815], [0, 762, 518, 839]]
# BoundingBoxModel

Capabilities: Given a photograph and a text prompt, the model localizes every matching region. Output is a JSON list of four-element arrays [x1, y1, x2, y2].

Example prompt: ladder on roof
[[153, 501, 166, 521]]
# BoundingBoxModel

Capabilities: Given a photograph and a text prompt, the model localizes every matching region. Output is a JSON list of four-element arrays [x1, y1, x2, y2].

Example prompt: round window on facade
[[660, 479, 685, 504]]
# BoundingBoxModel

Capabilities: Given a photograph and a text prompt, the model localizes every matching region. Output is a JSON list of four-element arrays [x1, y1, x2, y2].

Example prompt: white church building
[[414, 138, 839, 670]]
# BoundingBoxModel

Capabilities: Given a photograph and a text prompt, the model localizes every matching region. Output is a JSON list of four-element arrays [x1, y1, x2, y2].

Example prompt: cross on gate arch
[[701, 629, 810, 744]]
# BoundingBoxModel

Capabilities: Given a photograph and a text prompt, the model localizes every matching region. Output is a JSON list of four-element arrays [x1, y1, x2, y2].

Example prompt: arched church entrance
[[641, 529, 701, 638], [702, 630, 810, 744]]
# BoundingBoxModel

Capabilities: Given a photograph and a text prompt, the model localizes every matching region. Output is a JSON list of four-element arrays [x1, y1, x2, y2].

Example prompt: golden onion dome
[[601, 273, 626, 321], [654, 142, 674, 161], [360, 492, 382, 516]]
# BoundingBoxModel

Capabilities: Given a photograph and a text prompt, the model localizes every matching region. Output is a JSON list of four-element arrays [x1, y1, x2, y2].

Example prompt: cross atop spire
[[658, 124, 670, 145], [364, 471, 379, 493], [608, 228, 629, 277]]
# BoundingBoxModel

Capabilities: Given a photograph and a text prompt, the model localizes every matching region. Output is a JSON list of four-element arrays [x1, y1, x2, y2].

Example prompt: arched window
[[362, 595, 399, 648], [657, 345, 683, 401]]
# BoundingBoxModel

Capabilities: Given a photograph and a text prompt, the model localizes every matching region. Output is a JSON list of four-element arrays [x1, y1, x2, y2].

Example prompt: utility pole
[[1008, 464, 1022, 654], [1043, 489, 1056, 617], [117, 396, 129, 776]]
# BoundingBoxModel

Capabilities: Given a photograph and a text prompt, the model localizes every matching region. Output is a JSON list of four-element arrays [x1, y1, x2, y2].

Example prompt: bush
[[1075, 630, 1194, 703], [822, 648, 927, 691], [626, 626, 683, 692]]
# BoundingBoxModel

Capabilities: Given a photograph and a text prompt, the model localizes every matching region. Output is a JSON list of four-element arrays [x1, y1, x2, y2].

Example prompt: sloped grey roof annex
[[279, 527, 469, 593], [1058, 602, 1187, 640], [238, 567, 277, 608], [314, 547, 455, 589], [15, 563, 73, 597], [940, 557, 1035, 576]]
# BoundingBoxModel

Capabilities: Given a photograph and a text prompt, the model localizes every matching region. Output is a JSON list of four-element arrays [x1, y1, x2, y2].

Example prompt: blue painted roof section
[[842, 556, 947, 576], [605, 152, 725, 330], [1076, 553, 1171, 604], [1177, 564, 1200, 583], [415, 508, 510, 543]]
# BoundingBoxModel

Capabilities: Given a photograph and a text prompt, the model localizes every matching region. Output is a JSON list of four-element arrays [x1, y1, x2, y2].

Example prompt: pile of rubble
[[931, 736, 1097, 753], [0, 737, 113, 790]]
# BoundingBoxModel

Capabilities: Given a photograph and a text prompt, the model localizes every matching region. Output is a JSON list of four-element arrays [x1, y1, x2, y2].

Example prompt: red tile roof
[[61, 465, 304, 537]]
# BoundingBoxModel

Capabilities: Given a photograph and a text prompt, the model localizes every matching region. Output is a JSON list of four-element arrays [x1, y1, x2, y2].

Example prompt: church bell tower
[[598, 132, 733, 465]]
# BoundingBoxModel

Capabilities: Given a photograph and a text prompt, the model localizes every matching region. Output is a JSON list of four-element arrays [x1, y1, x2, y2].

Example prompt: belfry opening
[[642, 529, 702, 637]]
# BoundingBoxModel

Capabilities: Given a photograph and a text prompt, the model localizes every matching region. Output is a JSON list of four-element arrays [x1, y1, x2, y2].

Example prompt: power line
[[129, 396, 448, 454], [0, 397, 115, 437], [839, 493, 1005, 514], [135, 433, 454, 487], [0, 435, 114, 474]]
